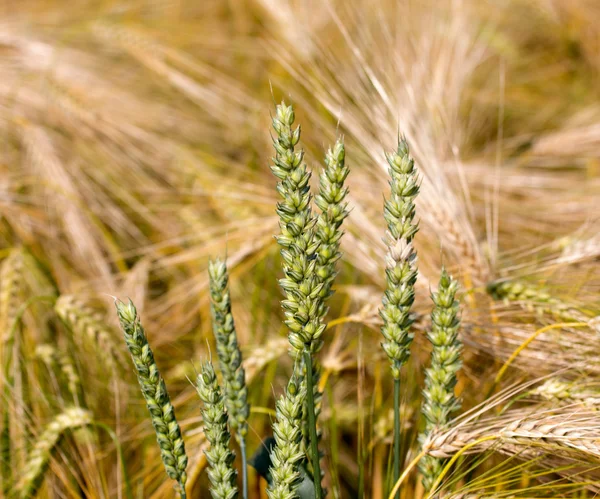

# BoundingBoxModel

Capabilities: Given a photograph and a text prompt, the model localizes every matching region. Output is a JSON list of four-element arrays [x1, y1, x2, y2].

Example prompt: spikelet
[[195, 361, 238, 499], [15, 407, 92, 499], [208, 259, 249, 440], [267, 375, 306, 499], [115, 299, 188, 496], [419, 269, 463, 491], [380, 139, 420, 379], [56, 295, 126, 370]]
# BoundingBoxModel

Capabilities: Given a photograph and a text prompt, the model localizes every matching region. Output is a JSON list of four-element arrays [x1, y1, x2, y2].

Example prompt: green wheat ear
[[115, 299, 188, 498], [208, 258, 249, 439], [379, 138, 420, 496], [419, 268, 463, 491], [196, 361, 238, 499], [267, 374, 305, 499]]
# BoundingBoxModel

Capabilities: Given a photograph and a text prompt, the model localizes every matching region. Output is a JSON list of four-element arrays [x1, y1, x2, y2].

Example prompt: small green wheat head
[[271, 102, 325, 359], [314, 139, 349, 306], [419, 268, 462, 491], [208, 258, 249, 440], [268, 375, 306, 499], [115, 299, 188, 494], [56, 295, 126, 370], [196, 361, 238, 499], [380, 139, 420, 379], [16, 407, 92, 499]]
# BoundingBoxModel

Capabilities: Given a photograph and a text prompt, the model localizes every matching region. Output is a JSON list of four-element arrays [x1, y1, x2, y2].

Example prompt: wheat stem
[[379, 138, 420, 496], [304, 350, 323, 499]]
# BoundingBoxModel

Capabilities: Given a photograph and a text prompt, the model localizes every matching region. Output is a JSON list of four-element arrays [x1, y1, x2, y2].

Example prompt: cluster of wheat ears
[[2, 1, 600, 498]]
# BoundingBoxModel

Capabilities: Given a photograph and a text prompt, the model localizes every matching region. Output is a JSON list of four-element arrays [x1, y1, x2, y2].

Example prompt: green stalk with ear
[[208, 258, 250, 499], [419, 269, 462, 491], [115, 299, 188, 498], [379, 139, 420, 497]]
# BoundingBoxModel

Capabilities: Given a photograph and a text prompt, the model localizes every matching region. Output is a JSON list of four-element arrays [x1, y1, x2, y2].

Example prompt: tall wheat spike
[[379, 138, 420, 494], [208, 258, 249, 498], [115, 299, 188, 498], [419, 269, 463, 491]]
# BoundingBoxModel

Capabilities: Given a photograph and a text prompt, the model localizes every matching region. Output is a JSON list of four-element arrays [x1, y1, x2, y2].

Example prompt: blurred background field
[[1, 0, 600, 497]]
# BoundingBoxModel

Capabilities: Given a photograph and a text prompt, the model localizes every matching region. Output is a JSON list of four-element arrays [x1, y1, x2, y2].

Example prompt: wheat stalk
[[195, 361, 238, 499], [115, 299, 188, 497], [379, 138, 420, 494], [270, 101, 325, 497], [15, 407, 92, 499], [208, 258, 249, 498]]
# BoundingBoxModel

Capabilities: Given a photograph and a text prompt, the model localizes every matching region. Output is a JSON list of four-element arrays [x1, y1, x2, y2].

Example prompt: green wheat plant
[[418, 269, 463, 492], [208, 258, 250, 499], [379, 138, 420, 496], [115, 299, 188, 498]]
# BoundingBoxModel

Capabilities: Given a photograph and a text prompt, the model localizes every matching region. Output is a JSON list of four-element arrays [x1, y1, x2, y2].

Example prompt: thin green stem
[[179, 482, 186, 499], [303, 350, 323, 499], [393, 378, 400, 499], [240, 436, 248, 499]]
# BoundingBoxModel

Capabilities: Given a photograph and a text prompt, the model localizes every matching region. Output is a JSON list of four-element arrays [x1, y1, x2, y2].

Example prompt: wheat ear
[[196, 361, 239, 499], [35, 344, 82, 405], [379, 138, 420, 495], [208, 258, 249, 498], [487, 279, 588, 322], [115, 299, 188, 497], [270, 101, 324, 497], [0, 248, 25, 495], [419, 269, 462, 491], [15, 407, 92, 499], [268, 374, 306, 499], [425, 411, 600, 459], [56, 295, 126, 370]]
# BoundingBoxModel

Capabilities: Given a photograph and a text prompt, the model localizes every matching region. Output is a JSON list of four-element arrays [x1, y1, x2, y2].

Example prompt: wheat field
[[0, 0, 599, 498]]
